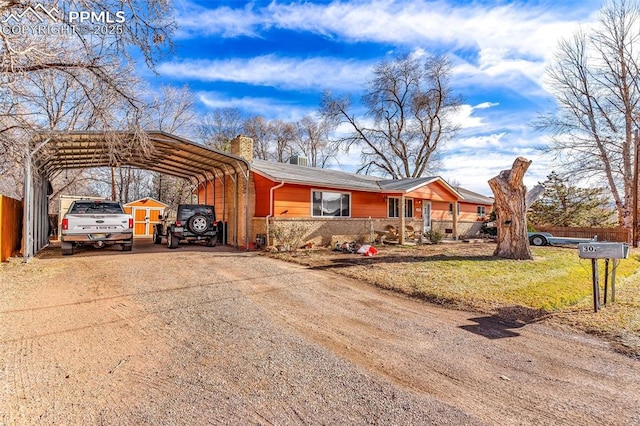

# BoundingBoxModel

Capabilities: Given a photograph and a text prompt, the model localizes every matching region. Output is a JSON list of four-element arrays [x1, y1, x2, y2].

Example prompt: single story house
[[196, 136, 493, 248]]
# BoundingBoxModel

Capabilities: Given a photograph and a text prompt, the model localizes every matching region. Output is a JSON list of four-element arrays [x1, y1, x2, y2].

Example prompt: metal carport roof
[[38, 131, 249, 183], [23, 131, 251, 260]]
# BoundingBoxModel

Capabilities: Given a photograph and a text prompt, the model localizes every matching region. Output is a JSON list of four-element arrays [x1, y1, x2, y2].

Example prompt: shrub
[[425, 230, 444, 244], [269, 220, 309, 251]]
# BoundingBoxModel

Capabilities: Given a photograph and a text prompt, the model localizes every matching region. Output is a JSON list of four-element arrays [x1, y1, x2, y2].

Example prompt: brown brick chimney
[[230, 135, 254, 162]]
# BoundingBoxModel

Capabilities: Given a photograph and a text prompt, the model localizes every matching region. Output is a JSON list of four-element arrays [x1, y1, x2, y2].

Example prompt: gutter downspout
[[266, 181, 285, 247]]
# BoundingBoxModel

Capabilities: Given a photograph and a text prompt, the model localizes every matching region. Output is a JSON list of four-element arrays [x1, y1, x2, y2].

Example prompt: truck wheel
[[188, 214, 208, 235], [153, 227, 162, 244], [168, 232, 179, 249], [122, 239, 133, 251], [207, 236, 217, 247], [61, 241, 73, 256]]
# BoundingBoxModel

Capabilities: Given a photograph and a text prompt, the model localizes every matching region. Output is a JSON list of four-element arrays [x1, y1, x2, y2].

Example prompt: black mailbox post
[[577, 242, 629, 312]]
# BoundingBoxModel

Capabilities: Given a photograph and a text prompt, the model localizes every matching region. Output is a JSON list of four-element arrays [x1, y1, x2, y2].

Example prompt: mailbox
[[577, 242, 629, 260]]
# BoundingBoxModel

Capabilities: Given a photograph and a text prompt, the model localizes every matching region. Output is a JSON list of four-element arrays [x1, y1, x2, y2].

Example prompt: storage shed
[[123, 198, 168, 238]]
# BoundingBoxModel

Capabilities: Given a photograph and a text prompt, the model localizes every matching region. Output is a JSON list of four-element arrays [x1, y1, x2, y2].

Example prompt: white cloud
[[441, 131, 553, 195], [174, 0, 597, 87], [166, 0, 604, 111], [198, 91, 313, 121], [158, 55, 373, 91], [475, 102, 499, 110], [451, 102, 500, 129]]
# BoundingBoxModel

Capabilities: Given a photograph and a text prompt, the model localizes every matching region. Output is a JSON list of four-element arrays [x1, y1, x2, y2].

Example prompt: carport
[[23, 131, 251, 260]]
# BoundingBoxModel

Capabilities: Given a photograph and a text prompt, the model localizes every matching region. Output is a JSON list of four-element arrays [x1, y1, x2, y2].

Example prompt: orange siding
[[255, 174, 481, 219], [352, 192, 387, 218], [274, 184, 312, 217], [430, 200, 493, 222], [254, 174, 276, 217], [197, 178, 225, 220], [244, 174, 391, 218], [459, 202, 489, 221], [406, 181, 458, 202], [431, 201, 451, 221], [0, 195, 23, 261], [211, 170, 492, 222]]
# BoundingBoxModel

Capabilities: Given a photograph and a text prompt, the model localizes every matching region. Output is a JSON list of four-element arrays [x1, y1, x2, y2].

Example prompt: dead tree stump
[[488, 157, 533, 260]]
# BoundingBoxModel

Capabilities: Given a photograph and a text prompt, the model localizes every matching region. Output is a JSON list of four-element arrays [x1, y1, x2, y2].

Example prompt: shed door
[[131, 207, 165, 237], [133, 208, 149, 237]]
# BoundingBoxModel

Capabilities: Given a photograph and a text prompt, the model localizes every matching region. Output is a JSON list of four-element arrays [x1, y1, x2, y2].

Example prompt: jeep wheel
[[188, 214, 208, 235], [207, 236, 217, 247], [153, 227, 162, 244], [168, 232, 179, 249]]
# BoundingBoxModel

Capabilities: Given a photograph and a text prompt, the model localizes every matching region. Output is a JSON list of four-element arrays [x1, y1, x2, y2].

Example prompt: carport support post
[[23, 138, 50, 262], [23, 144, 33, 261], [234, 171, 238, 247]]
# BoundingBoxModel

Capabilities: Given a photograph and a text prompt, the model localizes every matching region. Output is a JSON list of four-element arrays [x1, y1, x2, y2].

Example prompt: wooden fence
[[534, 226, 630, 243], [0, 195, 23, 262]]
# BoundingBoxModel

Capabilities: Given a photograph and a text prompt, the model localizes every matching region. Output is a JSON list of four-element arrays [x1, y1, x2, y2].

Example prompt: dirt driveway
[[1, 240, 639, 425]]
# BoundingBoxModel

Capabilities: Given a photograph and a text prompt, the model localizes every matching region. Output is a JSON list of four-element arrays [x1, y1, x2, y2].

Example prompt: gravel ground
[[1, 240, 640, 425]]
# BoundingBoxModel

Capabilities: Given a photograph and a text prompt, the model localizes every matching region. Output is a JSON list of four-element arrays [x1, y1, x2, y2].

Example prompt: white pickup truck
[[60, 200, 134, 255]]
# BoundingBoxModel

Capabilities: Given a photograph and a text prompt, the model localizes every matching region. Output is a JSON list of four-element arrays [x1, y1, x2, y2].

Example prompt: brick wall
[[249, 217, 488, 248]]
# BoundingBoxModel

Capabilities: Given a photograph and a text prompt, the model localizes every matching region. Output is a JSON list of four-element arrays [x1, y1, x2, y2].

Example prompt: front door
[[423, 202, 432, 233]]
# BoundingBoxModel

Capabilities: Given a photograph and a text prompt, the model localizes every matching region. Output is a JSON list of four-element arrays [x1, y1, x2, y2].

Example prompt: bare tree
[[243, 116, 272, 160], [271, 119, 296, 163], [537, 0, 640, 226], [199, 108, 246, 151], [141, 85, 201, 206], [242, 116, 296, 163], [145, 85, 199, 137], [294, 115, 336, 167], [0, 0, 175, 196], [321, 53, 462, 178]]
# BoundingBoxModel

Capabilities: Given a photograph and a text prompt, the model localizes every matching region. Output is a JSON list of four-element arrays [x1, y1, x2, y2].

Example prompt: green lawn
[[405, 247, 640, 311]]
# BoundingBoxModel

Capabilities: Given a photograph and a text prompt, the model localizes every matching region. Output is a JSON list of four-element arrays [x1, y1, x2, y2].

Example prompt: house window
[[449, 203, 460, 215], [477, 206, 486, 217], [388, 198, 413, 218], [312, 191, 350, 217]]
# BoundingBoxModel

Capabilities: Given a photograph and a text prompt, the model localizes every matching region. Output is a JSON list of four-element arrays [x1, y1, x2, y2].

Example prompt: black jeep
[[154, 204, 218, 249]]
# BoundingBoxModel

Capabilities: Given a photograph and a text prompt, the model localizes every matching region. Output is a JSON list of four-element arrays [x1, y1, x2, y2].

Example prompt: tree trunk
[[488, 157, 533, 260]]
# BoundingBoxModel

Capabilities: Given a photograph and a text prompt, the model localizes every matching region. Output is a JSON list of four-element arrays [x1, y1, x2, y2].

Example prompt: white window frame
[[388, 197, 414, 218], [311, 190, 351, 218], [477, 205, 486, 217]]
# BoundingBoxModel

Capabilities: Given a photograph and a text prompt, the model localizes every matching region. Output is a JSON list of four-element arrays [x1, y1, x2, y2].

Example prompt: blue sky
[[145, 0, 605, 195]]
